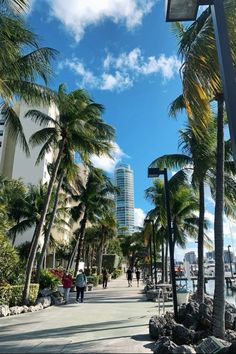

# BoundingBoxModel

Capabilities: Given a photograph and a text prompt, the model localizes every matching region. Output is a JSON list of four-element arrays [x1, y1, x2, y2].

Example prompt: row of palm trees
[[145, 1, 236, 338], [0, 2, 118, 304]]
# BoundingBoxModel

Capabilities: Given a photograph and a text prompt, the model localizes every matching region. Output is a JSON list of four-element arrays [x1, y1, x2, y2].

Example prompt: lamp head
[[165, 0, 198, 22]]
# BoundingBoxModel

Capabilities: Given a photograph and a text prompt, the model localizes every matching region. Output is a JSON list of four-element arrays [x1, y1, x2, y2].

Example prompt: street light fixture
[[165, 0, 236, 170], [148, 167, 178, 319], [145, 219, 158, 286]]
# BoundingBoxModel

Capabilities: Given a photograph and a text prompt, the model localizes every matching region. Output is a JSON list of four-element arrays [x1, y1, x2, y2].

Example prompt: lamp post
[[165, 0, 236, 170], [148, 167, 178, 320], [145, 219, 158, 286], [228, 245, 233, 278]]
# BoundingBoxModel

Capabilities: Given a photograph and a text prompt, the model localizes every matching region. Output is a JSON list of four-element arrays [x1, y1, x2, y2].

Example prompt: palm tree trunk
[[161, 240, 165, 283], [22, 141, 65, 305], [164, 239, 168, 283], [212, 93, 225, 339], [197, 180, 205, 303], [73, 213, 87, 277], [35, 171, 65, 282], [97, 231, 105, 275]]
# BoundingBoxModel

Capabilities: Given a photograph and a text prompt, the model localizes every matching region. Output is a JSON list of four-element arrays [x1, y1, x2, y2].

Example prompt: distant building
[[184, 251, 197, 264], [206, 251, 215, 260], [206, 250, 234, 263], [114, 164, 134, 235]]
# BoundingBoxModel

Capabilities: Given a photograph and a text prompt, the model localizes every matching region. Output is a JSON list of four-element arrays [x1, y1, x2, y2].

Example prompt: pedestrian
[[126, 267, 133, 287], [135, 268, 141, 287], [62, 271, 73, 304], [75, 269, 87, 303], [102, 268, 108, 289]]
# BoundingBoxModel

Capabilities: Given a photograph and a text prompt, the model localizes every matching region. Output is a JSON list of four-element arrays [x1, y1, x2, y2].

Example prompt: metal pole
[[149, 232, 153, 283], [152, 220, 158, 286], [163, 168, 178, 320], [228, 246, 233, 278], [211, 0, 236, 170]]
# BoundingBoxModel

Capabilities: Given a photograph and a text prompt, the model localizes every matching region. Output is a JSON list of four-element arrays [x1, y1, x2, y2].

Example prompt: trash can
[[176, 287, 189, 306]]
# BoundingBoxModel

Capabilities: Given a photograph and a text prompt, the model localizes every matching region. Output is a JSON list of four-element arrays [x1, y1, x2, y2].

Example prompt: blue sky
[[26, 0, 236, 260]]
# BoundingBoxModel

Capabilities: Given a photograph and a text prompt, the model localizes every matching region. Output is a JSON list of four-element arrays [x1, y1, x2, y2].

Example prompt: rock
[[149, 315, 167, 340], [28, 306, 36, 312], [9, 306, 24, 315], [204, 297, 214, 307], [196, 336, 230, 354], [225, 330, 236, 343], [193, 330, 210, 344], [153, 337, 178, 354], [172, 324, 194, 345], [34, 303, 43, 311], [199, 303, 212, 329], [225, 302, 236, 314], [0, 305, 10, 317], [186, 302, 200, 316], [22, 305, 29, 313], [39, 289, 52, 297], [183, 314, 198, 330], [225, 310, 236, 330], [51, 291, 64, 305], [173, 345, 196, 354], [36, 296, 51, 308]]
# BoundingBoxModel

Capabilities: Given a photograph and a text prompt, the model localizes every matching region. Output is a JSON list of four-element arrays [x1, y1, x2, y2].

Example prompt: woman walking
[[75, 269, 87, 303], [62, 271, 73, 304]]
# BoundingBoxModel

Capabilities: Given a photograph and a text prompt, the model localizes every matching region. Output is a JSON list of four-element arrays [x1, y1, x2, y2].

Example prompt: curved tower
[[114, 164, 134, 235]]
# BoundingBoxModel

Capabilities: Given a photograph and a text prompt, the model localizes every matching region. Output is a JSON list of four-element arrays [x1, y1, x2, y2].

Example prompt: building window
[[0, 131, 3, 136], [0, 141, 2, 147]]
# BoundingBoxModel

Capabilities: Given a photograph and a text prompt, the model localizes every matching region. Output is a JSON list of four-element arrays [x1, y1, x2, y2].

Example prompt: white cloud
[[90, 142, 127, 173], [59, 48, 181, 91], [134, 208, 146, 227], [46, 0, 157, 42]]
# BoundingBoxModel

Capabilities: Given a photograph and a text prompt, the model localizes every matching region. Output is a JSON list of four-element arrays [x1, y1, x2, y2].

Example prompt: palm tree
[[96, 210, 117, 275], [22, 86, 115, 304], [172, 3, 236, 336], [145, 172, 205, 284], [1, 0, 29, 13], [69, 167, 117, 276], [0, 8, 57, 154]]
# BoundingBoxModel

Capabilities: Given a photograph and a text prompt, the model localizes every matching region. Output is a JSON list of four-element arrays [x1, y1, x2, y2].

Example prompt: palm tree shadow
[[131, 333, 155, 350]]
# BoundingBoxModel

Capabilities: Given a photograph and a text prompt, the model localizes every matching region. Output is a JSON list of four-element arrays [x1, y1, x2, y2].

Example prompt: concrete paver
[[0, 275, 172, 353]]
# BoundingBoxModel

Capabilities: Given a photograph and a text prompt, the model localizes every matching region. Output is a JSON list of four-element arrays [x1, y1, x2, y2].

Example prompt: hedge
[[111, 268, 123, 279], [86, 275, 99, 287], [0, 284, 39, 306]]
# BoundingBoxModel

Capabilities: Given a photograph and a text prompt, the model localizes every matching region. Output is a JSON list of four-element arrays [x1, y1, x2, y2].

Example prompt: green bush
[[112, 268, 123, 279], [39, 269, 60, 290], [0, 234, 19, 285], [0, 284, 39, 306], [86, 275, 99, 286]]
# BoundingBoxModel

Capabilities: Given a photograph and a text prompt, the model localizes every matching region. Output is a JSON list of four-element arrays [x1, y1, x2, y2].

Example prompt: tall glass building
[[114, 164, 134, 235]]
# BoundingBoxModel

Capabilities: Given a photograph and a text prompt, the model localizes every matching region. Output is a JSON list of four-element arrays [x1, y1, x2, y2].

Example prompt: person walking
[[102, 268, 108, 289], [62, 271, 73, 304], [75, 269, 87, 303], [135, 268, 141, 287], [126, 267, 133, 287]]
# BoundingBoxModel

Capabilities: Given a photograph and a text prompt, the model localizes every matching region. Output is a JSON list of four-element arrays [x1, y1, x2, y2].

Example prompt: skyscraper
[[114, 164, 134, 235]]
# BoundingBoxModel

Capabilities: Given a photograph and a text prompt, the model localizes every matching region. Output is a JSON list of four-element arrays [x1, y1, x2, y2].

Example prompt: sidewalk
[[0, 274, 171, 353]]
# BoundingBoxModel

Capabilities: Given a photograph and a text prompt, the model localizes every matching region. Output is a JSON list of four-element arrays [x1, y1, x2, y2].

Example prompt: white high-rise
[[114, 164, 134, 235]]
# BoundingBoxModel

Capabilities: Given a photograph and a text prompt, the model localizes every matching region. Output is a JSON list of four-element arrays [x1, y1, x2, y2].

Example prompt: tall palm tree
[[150, 121, 216, 302], [96, 210, 117, 275], [1, 0, 29, 13], [145, 172, 207, 284], [172, 1, 236, 336], [69, 167, 117, 276], [22, 86, 115, 304], [0, 8, 57, 154]]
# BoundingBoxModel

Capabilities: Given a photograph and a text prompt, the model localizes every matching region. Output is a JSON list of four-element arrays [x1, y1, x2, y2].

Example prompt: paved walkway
[[0, 275, 172, 353]]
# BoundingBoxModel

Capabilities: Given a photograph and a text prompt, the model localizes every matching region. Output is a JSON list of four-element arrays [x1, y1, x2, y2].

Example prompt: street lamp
[[165, 0, 236, 170], [148, 167, 178, 319], [145, 219, 158, 286], [228, 245, 233, 278]]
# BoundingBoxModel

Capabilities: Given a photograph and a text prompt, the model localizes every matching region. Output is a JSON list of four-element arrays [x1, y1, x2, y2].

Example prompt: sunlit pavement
[[0, 274, 173, 353]]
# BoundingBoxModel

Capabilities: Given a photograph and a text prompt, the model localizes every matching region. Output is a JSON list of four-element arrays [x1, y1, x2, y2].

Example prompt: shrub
[[0, 234, 19, 285], [39, 269, 60, 290], [49, 268, 65, 282], [0, 284, 39, 306], [86, 275, 99, 287], [112, 268, 123, 279]]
